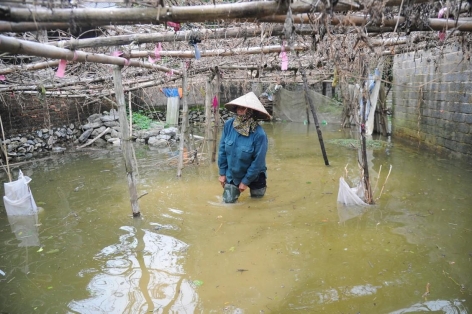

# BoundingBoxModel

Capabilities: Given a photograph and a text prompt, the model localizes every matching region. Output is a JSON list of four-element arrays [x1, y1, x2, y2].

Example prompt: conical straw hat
[[225, 92, 272, 120]]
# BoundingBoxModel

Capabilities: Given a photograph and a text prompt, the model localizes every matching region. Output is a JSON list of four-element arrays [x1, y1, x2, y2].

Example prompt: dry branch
[[77, 127, 110, 149]]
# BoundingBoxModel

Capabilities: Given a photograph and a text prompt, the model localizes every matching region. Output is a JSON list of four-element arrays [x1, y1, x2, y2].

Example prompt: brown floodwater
[[0, 122, 471, 313]]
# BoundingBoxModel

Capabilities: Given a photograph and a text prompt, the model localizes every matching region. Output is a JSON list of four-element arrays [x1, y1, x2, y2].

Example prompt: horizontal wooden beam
[[0, 0, 433, 26], [47, 25, 293, 50], [0, 35, 182, 75], [261, 13, 472, 32], [123, 44, 309, 59]]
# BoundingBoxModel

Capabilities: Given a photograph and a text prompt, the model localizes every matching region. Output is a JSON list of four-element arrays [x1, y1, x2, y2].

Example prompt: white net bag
[[3, 170, 38, 216]]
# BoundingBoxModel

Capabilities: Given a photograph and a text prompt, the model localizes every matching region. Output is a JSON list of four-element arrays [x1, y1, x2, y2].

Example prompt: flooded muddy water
[[0, 122, 471, 313]]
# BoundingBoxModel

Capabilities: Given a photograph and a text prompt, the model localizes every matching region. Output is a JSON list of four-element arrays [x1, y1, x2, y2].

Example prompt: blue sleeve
[[242, 128, 268, 186], [218, 120, 230, 176]]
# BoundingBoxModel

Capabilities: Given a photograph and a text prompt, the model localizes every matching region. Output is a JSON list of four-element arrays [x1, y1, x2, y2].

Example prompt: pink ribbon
[[438, 8, 447, 41], [212, 96, 219, 109], [149, 43, 162, 63], [111, 51, 123, 57], [111, 51, 130, 66], [56, 59, 67, 77], [0, 75, 5, 81], [280, 46, 288, 71]]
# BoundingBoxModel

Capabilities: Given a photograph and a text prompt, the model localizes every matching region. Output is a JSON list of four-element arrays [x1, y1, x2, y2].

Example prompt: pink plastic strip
[[56, 59, 67, 77]]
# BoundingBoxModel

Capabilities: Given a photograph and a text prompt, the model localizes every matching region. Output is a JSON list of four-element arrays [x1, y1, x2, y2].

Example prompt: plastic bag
[[3, 170, 38, 216], [337, 177, 367, 206]]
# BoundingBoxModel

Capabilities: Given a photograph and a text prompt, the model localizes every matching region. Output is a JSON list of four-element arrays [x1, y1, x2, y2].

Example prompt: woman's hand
[[218, 175, 226, 188], [238, 182, 248, 193]]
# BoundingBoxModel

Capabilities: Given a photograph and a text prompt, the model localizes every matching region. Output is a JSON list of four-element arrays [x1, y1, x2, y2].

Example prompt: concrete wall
[[392, 43, 472, 162]]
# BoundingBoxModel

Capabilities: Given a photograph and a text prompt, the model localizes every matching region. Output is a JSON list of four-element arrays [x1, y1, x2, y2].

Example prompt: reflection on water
[[0, 122, 471, 313], [337, 203, 368, 223], [69, 226, 196, 313], [390, 299, 468, 314], [7, 214, 40, 247]]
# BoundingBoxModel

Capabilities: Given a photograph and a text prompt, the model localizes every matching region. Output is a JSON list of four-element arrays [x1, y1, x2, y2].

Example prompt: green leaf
[[193, 280, 204, 286]]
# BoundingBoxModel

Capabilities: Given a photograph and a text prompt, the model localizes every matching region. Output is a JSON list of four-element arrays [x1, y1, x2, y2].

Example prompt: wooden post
[[177, 62, 188, 177], [360, 61, 374, 204], [113, 65, 140, 217], [300, 67, 329, 166], [211, 67, 221, 163]]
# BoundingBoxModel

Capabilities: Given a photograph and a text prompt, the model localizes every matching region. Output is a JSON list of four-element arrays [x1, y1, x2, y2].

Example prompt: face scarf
[[233, 108, 259, 136]]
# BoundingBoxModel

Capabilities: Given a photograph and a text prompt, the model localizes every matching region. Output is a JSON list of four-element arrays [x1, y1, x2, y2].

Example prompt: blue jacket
[[218, 118, 268, 186]]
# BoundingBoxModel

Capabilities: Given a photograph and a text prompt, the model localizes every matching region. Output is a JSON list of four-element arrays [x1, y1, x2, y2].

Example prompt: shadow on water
[[0, 122, 471, 313]]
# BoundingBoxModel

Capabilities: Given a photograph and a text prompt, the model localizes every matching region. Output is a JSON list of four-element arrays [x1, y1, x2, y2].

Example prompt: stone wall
[[392, 43, 472, 162]]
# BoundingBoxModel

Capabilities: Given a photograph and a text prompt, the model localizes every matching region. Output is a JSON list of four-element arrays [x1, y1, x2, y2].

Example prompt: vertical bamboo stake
[[203, 76, 213, 155], [300, 67, 329, 166], [128, 91, 132, 131], [0, 114, 11, 182], [360, 61, 374, 204], [113, 65, 140, 217], [211, 67, 220, 163], [177, 62, 188, 177]]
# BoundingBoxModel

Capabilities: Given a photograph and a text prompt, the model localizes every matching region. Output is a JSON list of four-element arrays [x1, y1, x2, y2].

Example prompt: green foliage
[[131, 111, 152, 130], [326, 139, 387, 150], [332, 93, 342, 104]]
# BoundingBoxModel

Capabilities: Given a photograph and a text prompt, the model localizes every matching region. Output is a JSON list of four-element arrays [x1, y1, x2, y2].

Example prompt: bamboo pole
[[0, 35, 181, 75], [0, 114, 12, 182], [0, 60, 60, 75], [4, 14, 471, 34], [113, 65, 140, 217], [359, 60, 373, 204], [211, 67, 220, 163], [259, 14, 472, 32], [0, 44, 308, 77], [300, 66, 329, 166], [203, 76, 213, 157], [0, 0, 433, 25], [177, 62, 188, 177], [128, 91, 132, 131], [1, 2, 288, 24], [47, 25, 289, 50], [123, 44, 309, 59]]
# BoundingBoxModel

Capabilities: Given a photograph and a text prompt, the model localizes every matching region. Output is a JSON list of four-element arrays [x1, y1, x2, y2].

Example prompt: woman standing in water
[[218, 92, 272, 203]]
